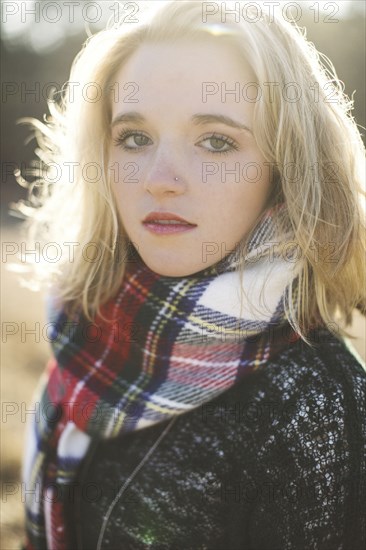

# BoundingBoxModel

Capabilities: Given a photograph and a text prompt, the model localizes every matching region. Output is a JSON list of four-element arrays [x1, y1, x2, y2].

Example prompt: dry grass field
[[1, 223, 365, 549], [1, 225, 51, 549]]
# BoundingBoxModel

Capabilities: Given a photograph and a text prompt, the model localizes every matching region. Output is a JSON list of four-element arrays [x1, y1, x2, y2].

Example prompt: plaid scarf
[[22, 205, 302, 549]]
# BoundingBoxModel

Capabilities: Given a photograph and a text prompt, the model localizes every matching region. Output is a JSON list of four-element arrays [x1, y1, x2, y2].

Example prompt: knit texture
[[73, 328, 366, 550]]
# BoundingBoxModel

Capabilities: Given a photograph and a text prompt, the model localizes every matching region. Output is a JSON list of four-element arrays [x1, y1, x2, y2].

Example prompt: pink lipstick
[[142, 211, 197, 235]]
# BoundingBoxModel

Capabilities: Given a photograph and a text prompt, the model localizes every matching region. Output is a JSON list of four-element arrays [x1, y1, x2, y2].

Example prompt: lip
[[142, 211, 196, 225], [142, 211, 197, 235]]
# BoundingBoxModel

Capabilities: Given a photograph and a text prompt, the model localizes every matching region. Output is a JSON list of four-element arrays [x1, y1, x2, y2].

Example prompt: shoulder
[[228, 325, 366, 468], [246, 326, 366, 409], [230, 328, 366, 549]]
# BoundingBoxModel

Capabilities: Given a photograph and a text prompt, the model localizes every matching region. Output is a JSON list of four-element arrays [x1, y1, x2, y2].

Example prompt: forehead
[[110, 39, 256, 117]]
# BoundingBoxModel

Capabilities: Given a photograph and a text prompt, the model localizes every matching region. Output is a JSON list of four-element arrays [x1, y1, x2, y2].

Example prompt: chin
[[142, 257, 203, 278]]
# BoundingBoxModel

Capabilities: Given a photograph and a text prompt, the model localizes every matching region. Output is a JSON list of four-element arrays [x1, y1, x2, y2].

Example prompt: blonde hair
[[14, 0, 366, 342]]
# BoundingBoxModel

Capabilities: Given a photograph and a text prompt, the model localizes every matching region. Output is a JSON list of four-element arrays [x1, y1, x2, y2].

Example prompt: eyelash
[[198, 132, 239, 155], [113, 128, 149, 151], [112, 128, 239, 155]]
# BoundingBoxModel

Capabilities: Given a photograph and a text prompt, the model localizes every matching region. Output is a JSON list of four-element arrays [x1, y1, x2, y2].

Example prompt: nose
[[143, 144, 187, 196]]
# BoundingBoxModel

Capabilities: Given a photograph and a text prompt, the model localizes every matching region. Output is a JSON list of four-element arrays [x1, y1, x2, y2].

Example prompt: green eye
[[209, 137, 228, 150], [113, 129, 152, 150], [133, 134, 150, 147], [198, 133, 239, 154]]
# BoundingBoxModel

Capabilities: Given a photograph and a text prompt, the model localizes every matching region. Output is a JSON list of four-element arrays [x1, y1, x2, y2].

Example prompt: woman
[[20, 1, 365, 549]]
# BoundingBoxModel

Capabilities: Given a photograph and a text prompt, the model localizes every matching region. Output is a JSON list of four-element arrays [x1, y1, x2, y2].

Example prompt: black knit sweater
[[70, 328, 366, 550]]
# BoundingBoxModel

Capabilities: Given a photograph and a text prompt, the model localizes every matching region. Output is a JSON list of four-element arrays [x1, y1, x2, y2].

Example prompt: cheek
[[221, 174, 271, 233], [113, 188, 133, 221], [239, 178, 270, 207], [109, 179, 130, 226], [237, 159, 271, 206], [224, 175, 270, 211], [108, 159, 137, 208]]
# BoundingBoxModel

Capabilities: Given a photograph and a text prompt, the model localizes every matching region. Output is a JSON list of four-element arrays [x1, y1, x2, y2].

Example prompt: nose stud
[[174, 177, 179, 181]]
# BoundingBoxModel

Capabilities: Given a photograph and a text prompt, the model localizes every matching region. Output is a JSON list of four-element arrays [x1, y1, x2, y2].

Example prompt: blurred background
[[1, 1, 365, 548]]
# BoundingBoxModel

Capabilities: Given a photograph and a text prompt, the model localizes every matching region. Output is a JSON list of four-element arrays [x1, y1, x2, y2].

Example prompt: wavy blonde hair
[[15, 0, 365, 342]]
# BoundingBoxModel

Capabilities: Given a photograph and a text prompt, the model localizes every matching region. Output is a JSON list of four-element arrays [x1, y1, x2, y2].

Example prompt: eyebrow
[[192, 113, 252, 134], [111, 111, 252, 134]]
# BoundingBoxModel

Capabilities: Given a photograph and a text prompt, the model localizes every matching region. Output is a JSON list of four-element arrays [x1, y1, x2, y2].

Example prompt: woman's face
[[109, 38, 271, 276]]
